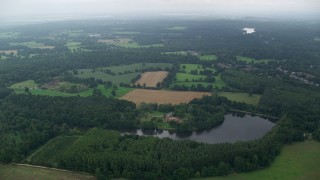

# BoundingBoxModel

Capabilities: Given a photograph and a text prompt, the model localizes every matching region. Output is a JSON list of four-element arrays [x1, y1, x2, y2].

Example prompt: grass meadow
[[172, 64, 227, 90], [10, 41, 55, 49], [10, 80, 133, 98], [219, 92, 261, 106], [200, 55, 218, 61], [0, 164, 95, 180], [198, 140, 320, 180], [98, 38, 164, 48], [236, 56, 272, 64], [76, 63, 172, 85]]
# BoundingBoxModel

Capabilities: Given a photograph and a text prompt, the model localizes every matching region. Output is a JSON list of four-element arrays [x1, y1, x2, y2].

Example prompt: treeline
[[0, 94, 138, 163], [35, 116, 300, 179], [0, 48, 197, 87], [139, 96, 227, 132]]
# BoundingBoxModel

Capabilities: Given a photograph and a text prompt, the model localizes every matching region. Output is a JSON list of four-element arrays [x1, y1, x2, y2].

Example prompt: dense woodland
[[0, 19, 320, 179]]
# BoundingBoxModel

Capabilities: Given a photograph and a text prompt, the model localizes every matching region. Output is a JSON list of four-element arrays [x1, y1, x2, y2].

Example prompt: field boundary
[[10, 163, 94, 176]]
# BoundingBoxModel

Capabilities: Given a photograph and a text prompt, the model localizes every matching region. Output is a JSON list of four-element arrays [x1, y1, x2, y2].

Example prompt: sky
[[0, 0, 320, 20]]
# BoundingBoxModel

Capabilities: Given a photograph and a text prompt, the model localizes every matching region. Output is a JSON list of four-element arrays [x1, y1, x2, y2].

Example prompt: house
[[165, 112, 181, 123]]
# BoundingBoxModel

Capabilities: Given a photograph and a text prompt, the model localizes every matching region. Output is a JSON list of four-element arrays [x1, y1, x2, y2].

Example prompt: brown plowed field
[[135, 71, 168, 87], [121, 89, 211, 105]]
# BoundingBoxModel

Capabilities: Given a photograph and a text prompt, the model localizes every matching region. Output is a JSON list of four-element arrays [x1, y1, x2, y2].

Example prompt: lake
[[243, 28, 255, 34], [125, 113, 275, 144]]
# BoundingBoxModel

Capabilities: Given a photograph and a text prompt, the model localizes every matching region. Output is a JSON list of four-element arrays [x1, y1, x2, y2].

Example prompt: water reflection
[[123, 114, 275, 144]]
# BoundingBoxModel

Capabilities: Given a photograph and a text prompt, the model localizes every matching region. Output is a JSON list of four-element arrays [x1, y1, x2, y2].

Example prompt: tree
[[95, 168, 106, 180], [24, 87, 30, 93], [111, 89, 116, 96]]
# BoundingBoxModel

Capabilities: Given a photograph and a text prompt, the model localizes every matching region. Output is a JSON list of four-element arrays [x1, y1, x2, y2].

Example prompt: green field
[[200, 55, 218, 61], [236, 56, 272, 64], [180, 64, 204, 73], [65, 41, 82, 52], [100, 63, 172, 74], [113, 31, 141, 35], [10, 81, 133, 98], [1, 55, 8, 60], [10, 41, 55, 49], [170, 81, 215, 88], [140, 111, 175, 130], [57, 30, 86, 37], [219, 92, 261, 105], [171, 78, 226, 89], [98, 38, 164, 48], [166, 26, 187, 30], [0, 164, 95, 180], [0, 32, 20, 38], [10, 80, 38, 89], [171, 64, 227, 90], [200, 140, 320, 180], [164, 51, 189, 56], [120, 43, 164, 48], [76, 69, 140, 85], [213, 75, 227, 89], [76, 63, 172, 85], [176, 73, 207, 81], [25, 86, 132, 98]]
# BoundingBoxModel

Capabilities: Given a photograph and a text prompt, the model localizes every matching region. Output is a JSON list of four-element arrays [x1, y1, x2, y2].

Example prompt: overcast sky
[[1, 0, 320, 19]]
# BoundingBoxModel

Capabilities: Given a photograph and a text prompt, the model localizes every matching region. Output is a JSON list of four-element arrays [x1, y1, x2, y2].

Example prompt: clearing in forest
[[219, 92, 261, 106], [135, 71, 168, 87], [98, 38, 163, 48], [121, 89, 211, 105], [0, 50, 18, 55], [236, 56, 272, 64], [10, 41, 55, 49]]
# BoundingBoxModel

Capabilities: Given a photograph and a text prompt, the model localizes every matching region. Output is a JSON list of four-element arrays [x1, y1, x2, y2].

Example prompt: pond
[[124, 113, 275, 144], [243, 28, 255, 34]]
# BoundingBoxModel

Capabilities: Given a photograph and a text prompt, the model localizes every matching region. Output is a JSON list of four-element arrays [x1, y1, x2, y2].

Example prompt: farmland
[[10, 41, 55, 49], [55, 30, 87, 37], [121, 89, 211, 105], [180, 64, 205, 73], [76, 69, 140, 85], [164, 51, 189, 56], [74, 63, 172, 85], [176, 73, 207, 81], [200, 54, 218, 61], [135, 71, 169, 87], [113, 31, 141, 35], [171, 64, 227, 90], [166, 26, 187, 30], [0, 164, 95, 180], [98, 38, 164, 48], [0, 55, 7, 60], [200, 140, 320, 180], [164, 52, 217, 62], [65, 41, 88, 52], [219, 92, 261, 105], [0, 32, 20, 38], [0, 50, 18, 55], [10, 80, 133, 98], [236, 56, 272, 64]]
